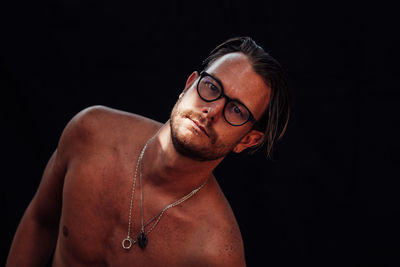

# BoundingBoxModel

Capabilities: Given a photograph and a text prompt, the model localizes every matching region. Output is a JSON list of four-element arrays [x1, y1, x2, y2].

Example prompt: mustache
[[180, 110, 218, 144]]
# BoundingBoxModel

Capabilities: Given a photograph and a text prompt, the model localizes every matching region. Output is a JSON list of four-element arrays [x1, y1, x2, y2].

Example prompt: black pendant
[[137, 232, 148, 249]]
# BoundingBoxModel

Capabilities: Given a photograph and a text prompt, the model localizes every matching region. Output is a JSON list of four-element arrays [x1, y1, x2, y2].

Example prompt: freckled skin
[[7, 53, 270, 267], [62, 226, 68, 237]]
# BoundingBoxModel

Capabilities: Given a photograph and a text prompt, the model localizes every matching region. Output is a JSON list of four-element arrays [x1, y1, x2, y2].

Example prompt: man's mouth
[[187, 117, 209, 137]]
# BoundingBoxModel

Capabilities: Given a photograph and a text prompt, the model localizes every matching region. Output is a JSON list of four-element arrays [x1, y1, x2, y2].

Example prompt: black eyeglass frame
[[196, 71, 256, 126]]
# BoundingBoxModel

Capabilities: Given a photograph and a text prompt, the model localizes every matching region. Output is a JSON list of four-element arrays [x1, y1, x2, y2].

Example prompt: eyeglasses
[[196, 71, 256, 126]]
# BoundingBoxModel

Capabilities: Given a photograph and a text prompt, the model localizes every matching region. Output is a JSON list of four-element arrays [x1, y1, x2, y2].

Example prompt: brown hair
[[202, 37, 291, 158]]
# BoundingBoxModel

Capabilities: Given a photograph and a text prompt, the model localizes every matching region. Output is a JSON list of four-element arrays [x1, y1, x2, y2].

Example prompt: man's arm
[[6, 148, 66, 266], [6, 107, 95, 267]]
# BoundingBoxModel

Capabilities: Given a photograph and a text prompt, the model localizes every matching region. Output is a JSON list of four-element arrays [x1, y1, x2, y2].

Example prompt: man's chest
[[57, 153, 208, 266]]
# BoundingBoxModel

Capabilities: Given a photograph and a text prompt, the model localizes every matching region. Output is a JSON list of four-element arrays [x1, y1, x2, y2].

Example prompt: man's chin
[[170, 111, 229, 161], [170, 132, 226, 162], [172, 137, 211, 162]]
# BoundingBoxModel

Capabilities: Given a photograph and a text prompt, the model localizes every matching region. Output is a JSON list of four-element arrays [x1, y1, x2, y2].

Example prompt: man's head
[[170, 37, 290, 161]]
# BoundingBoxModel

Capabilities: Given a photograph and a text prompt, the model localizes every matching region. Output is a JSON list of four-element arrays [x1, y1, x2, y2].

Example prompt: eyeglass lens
[[198, 75, 251, 126]]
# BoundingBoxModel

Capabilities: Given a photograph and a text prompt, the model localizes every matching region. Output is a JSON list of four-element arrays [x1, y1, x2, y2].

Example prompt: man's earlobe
[[234, 130, 264, 153]]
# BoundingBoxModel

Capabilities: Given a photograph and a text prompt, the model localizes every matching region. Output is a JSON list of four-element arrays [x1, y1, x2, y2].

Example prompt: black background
[[2, 1, 400, 266]]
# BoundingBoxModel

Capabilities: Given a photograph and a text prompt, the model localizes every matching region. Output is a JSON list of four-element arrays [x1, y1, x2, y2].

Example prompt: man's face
[[170, 52, 270, 161]]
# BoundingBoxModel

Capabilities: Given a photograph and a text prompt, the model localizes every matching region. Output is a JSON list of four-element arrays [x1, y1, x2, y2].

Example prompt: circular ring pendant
[[122, 237, 135, 249]]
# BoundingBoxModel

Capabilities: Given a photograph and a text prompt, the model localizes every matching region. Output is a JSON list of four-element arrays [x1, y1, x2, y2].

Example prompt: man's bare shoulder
[[191, 178, 246, 266], [70, 105, 162, 135], [62, 105, 161, 143], [58, 105, 162, 159]]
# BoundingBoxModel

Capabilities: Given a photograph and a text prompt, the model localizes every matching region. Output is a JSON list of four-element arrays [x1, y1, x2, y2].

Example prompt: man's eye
[[206, 82, 219, 92], [233, 105, 243, 114]]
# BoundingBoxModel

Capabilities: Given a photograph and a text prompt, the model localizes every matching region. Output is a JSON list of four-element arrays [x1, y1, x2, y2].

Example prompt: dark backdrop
[[2, 1, 399, 266]]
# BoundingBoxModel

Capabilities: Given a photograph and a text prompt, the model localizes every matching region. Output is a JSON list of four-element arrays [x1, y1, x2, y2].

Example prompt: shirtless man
[[7, 37, 290, 267]]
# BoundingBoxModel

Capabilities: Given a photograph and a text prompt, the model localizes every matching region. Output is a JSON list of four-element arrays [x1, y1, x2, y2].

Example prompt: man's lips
[[189, 118, 209, 137]]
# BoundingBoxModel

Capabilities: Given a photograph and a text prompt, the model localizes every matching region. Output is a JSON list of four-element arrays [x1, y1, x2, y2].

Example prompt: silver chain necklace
[[122, 137, 208, 250]]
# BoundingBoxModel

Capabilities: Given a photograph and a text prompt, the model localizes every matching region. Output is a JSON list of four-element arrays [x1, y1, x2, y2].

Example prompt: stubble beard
[[169, 99, 238, 162]]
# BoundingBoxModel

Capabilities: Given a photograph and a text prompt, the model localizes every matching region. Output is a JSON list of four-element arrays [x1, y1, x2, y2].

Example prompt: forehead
[[205, 52, 271, 120]]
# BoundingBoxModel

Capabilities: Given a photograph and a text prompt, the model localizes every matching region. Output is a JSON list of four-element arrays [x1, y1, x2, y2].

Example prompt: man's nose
[[201, 99, 225, 122]]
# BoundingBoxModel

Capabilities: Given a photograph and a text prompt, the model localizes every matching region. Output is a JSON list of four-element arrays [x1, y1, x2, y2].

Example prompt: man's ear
[[179, 71, 199, 98], [233, 130, 264, 153]]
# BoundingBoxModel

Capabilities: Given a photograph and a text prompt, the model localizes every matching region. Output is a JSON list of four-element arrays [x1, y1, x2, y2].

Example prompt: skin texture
[[7, 52, 270, 267]]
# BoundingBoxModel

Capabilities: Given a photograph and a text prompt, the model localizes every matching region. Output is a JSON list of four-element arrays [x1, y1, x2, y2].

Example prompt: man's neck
[[141, 122, 223, 194]]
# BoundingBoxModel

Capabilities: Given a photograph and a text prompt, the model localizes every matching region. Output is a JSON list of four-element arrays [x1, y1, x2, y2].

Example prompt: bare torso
[[51, 106, 245, 266]]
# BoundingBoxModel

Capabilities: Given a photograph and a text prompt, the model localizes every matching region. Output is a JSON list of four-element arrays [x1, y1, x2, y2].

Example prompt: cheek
[[218, 125, 251, 144], [213, 125, 237, 142], [180, 90, 199, 108]]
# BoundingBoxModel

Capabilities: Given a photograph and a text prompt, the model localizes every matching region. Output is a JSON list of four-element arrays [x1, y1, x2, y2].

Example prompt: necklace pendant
[[122, 237, 136, 250], [137, 232, 148, 249]]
